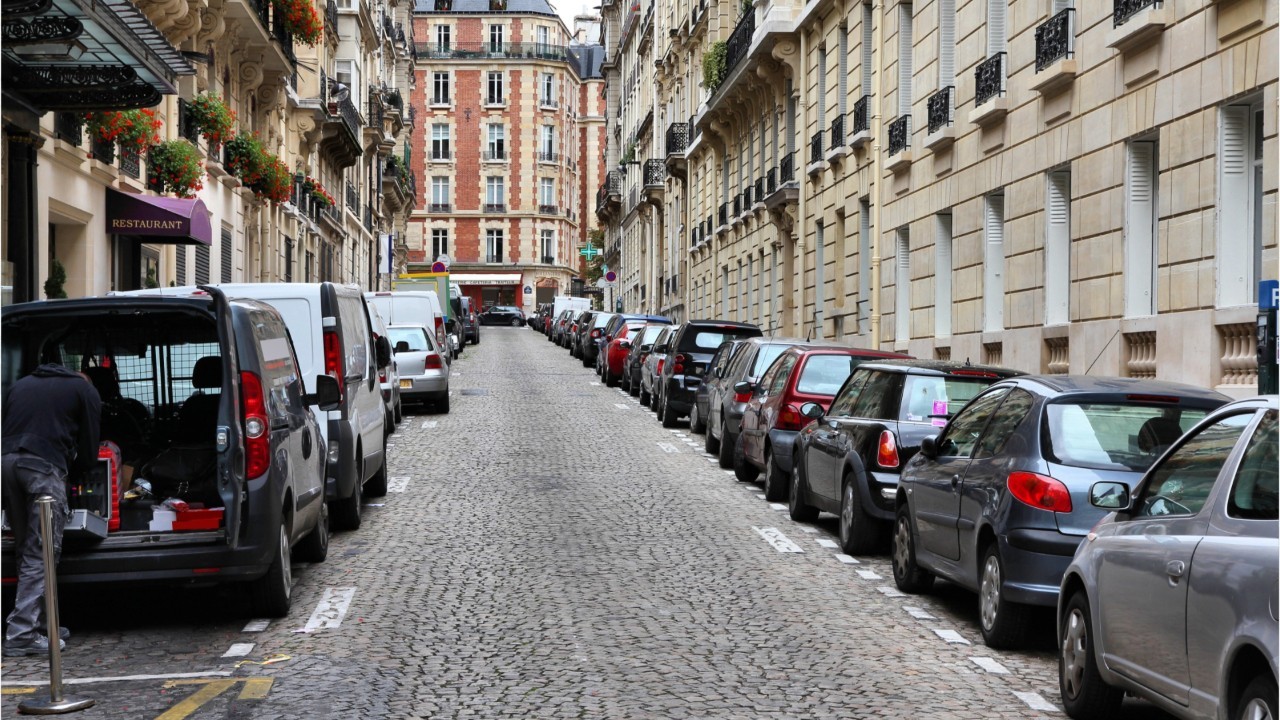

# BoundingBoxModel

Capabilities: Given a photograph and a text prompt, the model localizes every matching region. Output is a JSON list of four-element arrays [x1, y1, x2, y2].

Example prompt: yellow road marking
[[155, 677, 274, 719], [1, 687, 36, 695], [237, 678, 273, 700]]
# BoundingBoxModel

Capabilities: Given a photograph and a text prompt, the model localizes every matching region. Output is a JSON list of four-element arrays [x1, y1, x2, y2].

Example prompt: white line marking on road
[[241, 620, 270, 633], [1012, 691, 1057, 712], [856, 569, 884, 580], [877, 586, 906, 597], [755, 493, 767, 500], [814, 538, 839, 549], [221, 643, 255, 658], [2, 671, 234, 686], [724, 470, 736, 475], [386, 476, 410, 493], [903, 606, 935, 620], [302, 587, 357, 632], [614, 404, 631, 410], [707, 458, 717, 463], [657, 442, 680, 453], [421, 420, 437, 429], [834, 554, 861, 564], [668, 429, 683, 434], [969, 657, 1010, 674], [589, 382, 600, 386], [799, 527, 820, 534], [931, 628, 971, 644], [753, 526, 804, 553], [769, 503, 787, 511]]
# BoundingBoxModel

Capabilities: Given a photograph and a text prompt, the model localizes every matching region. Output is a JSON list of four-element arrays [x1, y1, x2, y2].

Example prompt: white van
[[365, 291, 448, 356], [552, 296, 591, 321]]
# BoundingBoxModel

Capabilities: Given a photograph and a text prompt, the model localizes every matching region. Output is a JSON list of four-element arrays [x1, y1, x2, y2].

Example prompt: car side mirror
[[1090, 481, 1132, 511], [305, 374, 342, 411], [800, 402, 824, 420], [619, 341, 631, 350], [653, 344, 669, 353], [640, 344, 652, 352], [733, 381, 754, 395], [713, 367, 723, 378], [376, 335, 392, 368], [919, 435, 939, 459], [394, 341, 411, 353]]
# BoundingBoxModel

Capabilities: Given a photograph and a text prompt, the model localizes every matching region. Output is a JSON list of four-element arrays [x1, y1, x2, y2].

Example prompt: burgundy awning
[[105, 189, 212, 246]]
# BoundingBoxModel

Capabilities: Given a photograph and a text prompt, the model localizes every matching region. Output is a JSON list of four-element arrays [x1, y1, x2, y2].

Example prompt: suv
[[1, 289, 339, 617], [654, 321, 762, 428]]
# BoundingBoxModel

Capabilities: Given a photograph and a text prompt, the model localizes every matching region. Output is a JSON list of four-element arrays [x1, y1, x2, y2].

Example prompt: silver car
[[1057, 395, 1277, 720], [388, 323, 451, 413], [367, 302, 402, 430]]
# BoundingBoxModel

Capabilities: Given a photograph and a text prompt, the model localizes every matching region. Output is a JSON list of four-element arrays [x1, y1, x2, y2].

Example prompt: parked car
[[699, 337, 807, 467], [550, 309, 574, 344], [791, 360, 1021, 553], [529, 303, 551, 330], [480, 305, 525, 326], [1056, 396, 1277, 720], [1, 289, 339, 617], [366, 302, 403, 430], [459, 296, 480, 345], [891, 376, 1230, 648], [623, 324, 670, 396], [736, 345, 909, 498], [578, 312, 617, 368], [604, 317, 673, 386], [639, 324, 679, 408], [366, 290, 448, 358], [568, 310, 594, 356], [599, 314, 670, 378], [654, 320, 763, 428], [387, 323, 451, 413]]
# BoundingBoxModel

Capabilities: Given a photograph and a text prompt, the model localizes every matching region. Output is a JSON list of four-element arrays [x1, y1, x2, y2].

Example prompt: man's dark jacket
[[2, 364, 101, 475]]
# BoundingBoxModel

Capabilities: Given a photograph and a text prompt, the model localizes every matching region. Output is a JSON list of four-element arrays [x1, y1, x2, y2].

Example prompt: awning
[[451, 273, 522, 286], [106, 189, 212, 246]]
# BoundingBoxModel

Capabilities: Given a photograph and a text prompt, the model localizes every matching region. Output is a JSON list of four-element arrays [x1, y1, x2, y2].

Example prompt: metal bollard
[[17, 497, 94, 715]]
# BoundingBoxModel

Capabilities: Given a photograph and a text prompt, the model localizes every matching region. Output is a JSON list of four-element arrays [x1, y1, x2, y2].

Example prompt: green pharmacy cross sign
[[579, 245, 602, 260]]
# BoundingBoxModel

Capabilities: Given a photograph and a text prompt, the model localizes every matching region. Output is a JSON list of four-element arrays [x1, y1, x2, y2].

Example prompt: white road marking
[[614, 404, 631, 410], [386, 476, 410, 493], [903, 606, 935, 620], [856, 569, 884, 580], [657, 442, 680, 453], [769, 503, 787, 511], [589, 382, 600, 386], [724, 470, 736, 475], [815, 538, 839, 549], [668, 429, 683, 434], [707, 458, 717, 463], [421, 420, 437, 429], [1012, 691, 1058, 712], [932, 629, 971, 644], [241, 620, 270, 633], [753, 526, 804, 553], [969, 657, 1010, 674], [302, 587, 357, 631], [755, 493, 767, 500], [834, 554, 861, 564], [3, 671, 234, 686], [221, 643, 255, 658], [800, 527, 820, 534], [877, 586, 906, 597]]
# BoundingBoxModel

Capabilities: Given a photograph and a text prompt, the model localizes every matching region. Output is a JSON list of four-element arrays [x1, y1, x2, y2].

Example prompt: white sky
[[550, 0, 592, 33]]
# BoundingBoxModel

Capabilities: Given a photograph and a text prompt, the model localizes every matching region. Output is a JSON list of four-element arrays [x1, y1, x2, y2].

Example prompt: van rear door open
[[201, 286, 245, 549]]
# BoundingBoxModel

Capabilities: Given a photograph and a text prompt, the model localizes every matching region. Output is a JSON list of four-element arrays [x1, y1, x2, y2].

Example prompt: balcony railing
[[853, 94, 870, 135], [927, 86, 954, 134], [539, 96, 559, 108], [665, 121, 689, 156], [1114, 0, 1159, 26], [119, 147, 140, 178], [1036, 8, 1075, 70], [643, 158, 665, 186], [541, 255, 555, 264], [766, 166, 776, 194], [723, 10, 756, 84], [718, 203, 728, 227], [888, 115, 910, 156], [538, 150, 560, 163], [482, 149, 507, 161], [809, 132, 823, 165], [346, 181, 358, 210], [753, 176, 764, 203], [732, 194, 742, 216], [364, 204, 374, 232], [332, 93, 362, 144], [975, 52, 1007, 107], [484, 203, 506, 213], [780, 152, 795, 184], [429, 203, 451, 212], [55, 112, 82, 145], [830, 114, 845, 149], [412, 42, 572, 61], [326, 0, 337, 29], [539, 204, 559, 214]]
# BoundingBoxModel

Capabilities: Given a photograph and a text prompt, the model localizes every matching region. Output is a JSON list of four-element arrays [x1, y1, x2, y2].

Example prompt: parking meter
[[1258, 308, 1278, 395]]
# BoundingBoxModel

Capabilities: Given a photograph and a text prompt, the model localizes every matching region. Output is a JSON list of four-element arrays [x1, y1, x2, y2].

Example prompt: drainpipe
[[795, 28, 807, 338], [868, 0, 884, 349]]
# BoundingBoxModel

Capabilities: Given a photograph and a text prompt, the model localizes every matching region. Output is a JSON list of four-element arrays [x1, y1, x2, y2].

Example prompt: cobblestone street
[[1, 328, 1179, 719]]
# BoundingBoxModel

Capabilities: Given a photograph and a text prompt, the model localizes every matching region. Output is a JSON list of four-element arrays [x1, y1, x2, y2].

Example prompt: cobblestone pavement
[[1, 328, 1178, 719]]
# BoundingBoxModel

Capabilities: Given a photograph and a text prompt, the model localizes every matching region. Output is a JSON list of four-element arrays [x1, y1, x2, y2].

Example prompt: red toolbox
[[172, 508, 224, 531]]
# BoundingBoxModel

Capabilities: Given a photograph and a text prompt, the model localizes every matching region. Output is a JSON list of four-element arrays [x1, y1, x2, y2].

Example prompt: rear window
[[795, 355, 862, 395], [751, 344, 791, 376], [1044, 402, 1211, 471], [679, 327, 759, 352], [388, 327, 429, 352], [900, 376, 997, 425], [592, 313, 615, 328], [640, 326, 665, 344]]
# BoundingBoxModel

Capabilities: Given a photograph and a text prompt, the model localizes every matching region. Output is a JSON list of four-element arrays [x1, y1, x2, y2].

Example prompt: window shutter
[[220, 228, 233, 283], [895, 228, 910, 342], [175, 243, 187, 286], [1218, 105, 1249, 307], [935, 213, 952, 337], [859, 197, 872, 327], [1045, 170, 1071, 325], [816, 222, 826, 322], [898, 4, 913, 115], [838, 26, 848, 114], [1051, 0, 1071, 15], [984, 193, 1005, 332], [939, 0, 955, 87], [195, 245, 210, 284], [862, 3, 874, 95], [1124, 142, 1155, 317], [987, 0, 1006, 55]]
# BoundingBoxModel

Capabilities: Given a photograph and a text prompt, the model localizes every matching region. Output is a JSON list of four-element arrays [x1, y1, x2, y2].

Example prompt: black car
[[577, 312, 616, 368], [459, 296, 480, 345], [654, 320, 762, 428], [0, 288, 342, 617], [789, 360, 1022, 554], [568, 310, 595, 356], [622, 323, 669, 396], [698, 337, 807, 466], [480, 305, 525, 326]]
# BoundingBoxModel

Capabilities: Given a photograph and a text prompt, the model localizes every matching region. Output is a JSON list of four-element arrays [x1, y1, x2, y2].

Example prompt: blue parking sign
[[1261, 280, 1279, 310]]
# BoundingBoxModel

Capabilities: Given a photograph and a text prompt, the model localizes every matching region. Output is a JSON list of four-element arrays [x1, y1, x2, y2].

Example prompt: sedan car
[[791, 360, 1021, 554], [1056, 396, 1277, 720], [891, 376, 1229, 648], [655, 320, 763, 428], [623, 324, 670, 396], [700, 337, 807, 468], [578, 311, 617, 368], [604, 318, 672, 386], [639, 324, 679, 408], [388, 323, 451, 413], [480, 305, 525, 326]]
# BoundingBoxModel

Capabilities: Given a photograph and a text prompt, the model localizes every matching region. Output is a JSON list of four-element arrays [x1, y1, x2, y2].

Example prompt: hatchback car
[[388, 323, 451, 412], [480, 305, 524, 326], [578, 312, 617, 368], [655, 320, 762, 428], [1056, 396, 1277, 720], [623, 324, 670, 396], [551, 309, 574, 345], [791, 360, 1020, 553], [891, 376, 1229, 648], [567, 310, 594, 354], [699, 337, 808, 468], [639, 325, 679, 408], [603, 318, 672, 386]]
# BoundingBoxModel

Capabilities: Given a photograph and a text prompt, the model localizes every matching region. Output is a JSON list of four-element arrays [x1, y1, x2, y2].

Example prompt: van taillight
[[876, 431, 900, 468], [425, 354, 444, 370], [776, 403, 806, 431], [673, 353, 687, 374], [241, 371, 270, 479], [323, 330, 343, 401], [1008, 471, 1073, 513], [379, 369, 386, 383]]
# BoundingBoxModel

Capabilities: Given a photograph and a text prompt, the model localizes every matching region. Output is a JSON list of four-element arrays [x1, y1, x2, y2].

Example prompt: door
[[909, 387, 1010, 561], [207, 289, 244, 548], [809, 370, 874, 501], [1096, 411, 1253, 705], [955, 388, 1036, 557], [745, 353, 796, 462]]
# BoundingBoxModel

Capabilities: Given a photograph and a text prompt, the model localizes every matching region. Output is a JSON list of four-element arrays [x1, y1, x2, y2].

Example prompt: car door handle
[[951, 474, 961, 487], [1166, 560, 1186, 578]]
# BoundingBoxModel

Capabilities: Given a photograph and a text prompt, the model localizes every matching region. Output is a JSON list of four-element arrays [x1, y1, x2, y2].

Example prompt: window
[[431, 123, 450, 159], [1136, 413, 1253, 517], [1046, 402, 1212, 472], [899, 374, 990, 423], [541, 73, 556, 106], [486, 229, 504, 263], [1124, 140, 1157, 317], [859, 196, 871, 329], [487, 72, 504, 105], [898, 3, 913, 115], [541, 125, 555, 158], [936, 388, 1010, 457], [388, 326, 429, 352], [829, 369, 871, 417], [435, 24, 450, 53], [488, 24, 504, 53], [1045, 169, 1071, 325], [335, 59, 360, 108], [432, 72, 450, 104], [431, 228, 448, 258], [487, 123, 506, 160], [536, 25, 550, 50], [430, 176, 449, 208], [540, 229, 555, 263], [939, 0, 955, 88], [485, 176, 505, 208], [983, 191, 1005, 332], [539, 177, 555, 207], [796, 354, 863, 396], [935, 212, 952, 338], [282, 238, 292, 283], [974, 389, 1034, 458], [1218, 100, 1264, 306], [765, 354, 799, 395], [850, 370, 900, 420], [893, 227, 909, 341], [1228, 411, 1278, 520], [721, 265, 729, 315]]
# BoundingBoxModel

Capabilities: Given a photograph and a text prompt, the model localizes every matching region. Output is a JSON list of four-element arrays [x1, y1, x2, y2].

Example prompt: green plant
[[584, 228, 606, 283], [83, 108, 162, 154], [739, 0, 751, 19], [148, 139, 204, 198], [188, 93, 237, 145], [145, 265, 159, 289], [43, 258, 67, 299], [702, 41, 728, 92], [620, 142, 635, 165], [225, 134, 291, 203], [273, 0, 323, 45]]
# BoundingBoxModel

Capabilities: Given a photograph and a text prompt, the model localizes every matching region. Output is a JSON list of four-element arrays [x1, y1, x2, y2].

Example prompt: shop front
[[451, 272, 523, 312], [106, 189, 212, 290]]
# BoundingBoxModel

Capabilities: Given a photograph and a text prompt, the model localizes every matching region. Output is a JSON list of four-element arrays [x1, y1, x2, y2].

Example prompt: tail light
[[657, 358, 665, 375], [876, 430, 900, 468], [591, 329, 601, 338], [241, 371, 270, 479], [323, 330, 344, 402], [424, 353, 444, 370], [733, 388, 753, 403], [100, 443, 121, 532], [776, 403, 806, 431], [673, 353, 687, 374], [379, 369, 387, 383], [1008, 471, 1073, 513]]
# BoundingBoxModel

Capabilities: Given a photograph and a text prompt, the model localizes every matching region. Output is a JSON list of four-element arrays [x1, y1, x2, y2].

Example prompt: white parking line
[[724, 470, 736, 475], [903, 606, 935, 620], [769, 503, 787, 511], [877, 586, 906, 597], [386, 476, 410, 493], [668, 429, 683, 434], [3, 671, 234, 686], [614, 404, 631, 410], [755, 493, 767, 500], [241, 619, 270, 633], [302, 587, 357, 631], [752, 527, 804, 553], [814, 538, 839, 549], [421, 420, 437, 429], [657, 442, 680, 453], [834, 554, 861, 564], [221, 643, 255, 658], [969, 657, 1010, 674], [589, 382, 600, 386], [856, 569, 883, 580], [799, 527, 820, 534], [706, 458, 717, 463], [1012, 691, 1058, 712], [931, 629, 970, 644]]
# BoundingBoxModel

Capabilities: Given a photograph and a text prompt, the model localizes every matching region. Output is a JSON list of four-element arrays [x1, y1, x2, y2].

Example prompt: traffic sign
[[604, 270, 617, 282], [431, 261, 446, 272], [1260, 280, 1278, 310]]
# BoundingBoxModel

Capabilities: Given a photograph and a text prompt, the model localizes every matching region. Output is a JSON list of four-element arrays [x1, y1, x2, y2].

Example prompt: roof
[[413, 0, 559, 15], [568, 44, 605, 78], [1015, 375, 1232, 403], [854, 359, 1023, 377]]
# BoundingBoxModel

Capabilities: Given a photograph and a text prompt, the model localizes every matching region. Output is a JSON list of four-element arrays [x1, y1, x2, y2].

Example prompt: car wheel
[[891, 505, 934, 593], [690, 403, 706, 434], [619, 370, 630, 392], [473, 333, 480, 345], [788, 461, 819, 522], [249, 518, 293, 617], [762, 448, 787, 501], [838, 476, 879, 555], [661, 394, 679, 428], [639, 384, 650, 407], [1059, 591, 1122, 718], [717, 429, 735, 468], [978, 543, 1031, 649], [330, 454, 363, 531], [394, 400, 403, 425], [365, 438, 388, 497], [705, 421, 721, 454], [437, 390, 451, 414], [293, 499, 329, 564], [1235, 675, 1278, 720], [604, 368, 616, 387], [655, 392, 666, 421], [733, 434, 760, 482], [629, 373, 641, 397], [510, 317, 522, 326]]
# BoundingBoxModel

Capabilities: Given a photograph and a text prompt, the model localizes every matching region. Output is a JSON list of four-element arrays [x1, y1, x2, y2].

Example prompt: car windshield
[[752, 344, 791, 376], [1044, 402, 1211, 472], [899, 376, 996, 424], [389, 327, 429, 352], [679, 327, 758, 352], [795, 355, 861, 395]]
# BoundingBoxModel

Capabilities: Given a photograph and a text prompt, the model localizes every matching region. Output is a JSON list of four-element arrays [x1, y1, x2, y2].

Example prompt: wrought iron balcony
[[766, 167, 776, 194], [1036, 8, 1076, 70], [732, 194, 742, 216], [753, 176, 765, 203], [326, 0, 338, 29], [1114, 0, 1159, 26], [975, 52, 1007, 107], [853, 95, 870, 135], [809, 132, 823, 165], [539, 150, 560, 163], [539, 204, 559, 214], [718, 203, 728, 227], [484, 203, 506, 213], [888, 115, 910, 156], [927, 86, 954, 134], [541, 255, 556, 265], [55, 112, 82, 146], [482, 149, 507, 161], [780, 153, 795, 184], [347, 181, 359, 210], [412, 42, 572, 61], [429, 203, 451, 212], [830, 114, 845, 149], [331, 93, 363, 145], [119, 147, 140, 178], [723, 10, 755, 85], [665, 122, 689, 156], [643, 158, 665, 187]]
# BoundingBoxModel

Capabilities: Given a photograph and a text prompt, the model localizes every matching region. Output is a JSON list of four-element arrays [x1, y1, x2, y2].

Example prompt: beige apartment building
[[595, 0, 1276, 393]]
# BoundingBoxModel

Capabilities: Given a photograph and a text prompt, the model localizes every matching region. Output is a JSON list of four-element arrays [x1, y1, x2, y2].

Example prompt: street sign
[[604, 270, 617, 282], [1260, 280, 1278, 310], [431, 261, 446, 272]]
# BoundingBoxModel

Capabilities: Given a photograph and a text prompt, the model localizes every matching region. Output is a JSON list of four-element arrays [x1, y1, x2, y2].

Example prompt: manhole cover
[[460, 388, 488, 396]]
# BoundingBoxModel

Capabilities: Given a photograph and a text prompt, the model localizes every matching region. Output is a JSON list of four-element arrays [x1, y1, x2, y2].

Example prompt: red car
[[602, 321, 648, 386], [735, 344, 910, 501]]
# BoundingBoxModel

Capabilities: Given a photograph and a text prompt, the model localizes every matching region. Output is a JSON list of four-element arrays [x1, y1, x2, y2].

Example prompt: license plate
[[399, 379, 412, 389]]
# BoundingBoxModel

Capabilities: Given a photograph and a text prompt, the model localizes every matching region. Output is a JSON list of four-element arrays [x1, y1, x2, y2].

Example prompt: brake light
[[673, 353, 687, 374], [657, 359, 665, 375], [379, 369, 386, 383], [949, 369, 1000, 378], [435, 316, 445, 344], [241, 370, 270, 479], [877, 430, 900, 468], [323, 330, 344, 402], [734, 389, 752, 403], [1008, 471, 1073, 513], [1125, 394, 1180, 404], [592, 329, 601, 338], [776, 403, 806, 431], [424, 353, 444, 370]]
